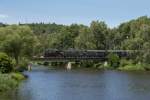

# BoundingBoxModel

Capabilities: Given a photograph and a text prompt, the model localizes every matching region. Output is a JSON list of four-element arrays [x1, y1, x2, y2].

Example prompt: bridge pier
[[104, 61, 108, 67], [28, 63, 32, 71], [66, 62, 72, 70]]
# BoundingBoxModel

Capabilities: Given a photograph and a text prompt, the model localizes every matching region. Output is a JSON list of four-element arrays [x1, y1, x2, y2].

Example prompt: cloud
[[0, 14, 8, 18]]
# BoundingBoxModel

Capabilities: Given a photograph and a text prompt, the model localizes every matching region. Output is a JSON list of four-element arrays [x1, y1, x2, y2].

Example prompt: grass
[[11, 73, 25, 81], [118, 64, 145, 71], [0, 73, 25, 92]]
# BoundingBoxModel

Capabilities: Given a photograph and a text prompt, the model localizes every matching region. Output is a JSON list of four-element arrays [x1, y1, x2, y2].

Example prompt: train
[[44, 49, 130, 58]]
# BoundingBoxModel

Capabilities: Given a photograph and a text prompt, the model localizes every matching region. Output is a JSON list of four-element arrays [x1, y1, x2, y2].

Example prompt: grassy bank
[[0, 73, 25, 92], [118, 64, 145, 71], [37, 58, 150, 72]]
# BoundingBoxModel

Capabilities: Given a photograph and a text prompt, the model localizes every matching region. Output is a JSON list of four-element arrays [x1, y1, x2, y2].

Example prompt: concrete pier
[[66, 62, 72, 70], [28, 63, 32, 71]]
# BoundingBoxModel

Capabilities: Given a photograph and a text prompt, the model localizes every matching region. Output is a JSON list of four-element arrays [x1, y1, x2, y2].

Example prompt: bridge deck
[[33, 57, 107, 61], [33, 50, 140, 61]]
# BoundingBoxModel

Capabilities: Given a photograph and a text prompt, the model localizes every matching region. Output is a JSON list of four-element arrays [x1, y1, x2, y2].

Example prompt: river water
[[1, 66, 150, 100]]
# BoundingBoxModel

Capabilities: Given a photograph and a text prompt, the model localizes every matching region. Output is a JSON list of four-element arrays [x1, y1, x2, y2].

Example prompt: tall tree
[[75, 27, 96, 49], [0, 25, 37, 64], [90, 21, 108, 49]]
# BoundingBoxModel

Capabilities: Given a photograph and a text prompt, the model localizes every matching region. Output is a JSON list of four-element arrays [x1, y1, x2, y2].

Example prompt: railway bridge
[[32, 50, 138, 69]]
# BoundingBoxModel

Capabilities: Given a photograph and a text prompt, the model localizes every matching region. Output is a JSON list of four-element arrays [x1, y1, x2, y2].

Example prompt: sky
[[0, 0, 150, 27]]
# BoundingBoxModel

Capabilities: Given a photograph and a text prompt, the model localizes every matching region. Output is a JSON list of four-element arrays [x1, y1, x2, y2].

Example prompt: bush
[[11, 73, 25, 81], [141, 63, 150, 71], [118, 64, 145, 71], [15, 58, 29, 72], [107, 53, 120, 68], [80, 61, 94, 68], [120, 59, 133, 67], [0, 74, 18, 92], [143, 52, 150, 64], [43, 62, 49, 66], [0, 52, 13, 73], [0, 73, 25, 92], [94, 62, 102, 68]]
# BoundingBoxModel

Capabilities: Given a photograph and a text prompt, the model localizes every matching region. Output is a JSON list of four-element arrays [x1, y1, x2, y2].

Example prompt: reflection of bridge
[[33, 50, 137, 61]]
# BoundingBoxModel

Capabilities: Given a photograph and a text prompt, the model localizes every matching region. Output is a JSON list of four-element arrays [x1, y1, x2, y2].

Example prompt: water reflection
[[1, 66, 150, 100]]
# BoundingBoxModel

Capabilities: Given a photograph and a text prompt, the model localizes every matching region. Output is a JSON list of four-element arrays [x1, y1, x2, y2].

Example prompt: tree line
[[0, 16, 149, 71]]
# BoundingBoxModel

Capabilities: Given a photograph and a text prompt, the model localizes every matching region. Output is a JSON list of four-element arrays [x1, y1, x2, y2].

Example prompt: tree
[[0, 25, 37, 64], [117, 16, 150, 64], [75, 27, 96, 49], [0, 52, 13, 73], [90, 21, 108, 49], [47, 30, 73, 50]]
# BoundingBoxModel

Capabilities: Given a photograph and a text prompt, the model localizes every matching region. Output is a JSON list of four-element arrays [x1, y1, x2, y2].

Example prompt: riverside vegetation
[[0, 16, 150, 92], [0, 52, 25, 92]]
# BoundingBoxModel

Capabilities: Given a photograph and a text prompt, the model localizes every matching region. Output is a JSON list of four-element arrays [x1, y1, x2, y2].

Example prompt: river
[[1, 65, 150, 100]]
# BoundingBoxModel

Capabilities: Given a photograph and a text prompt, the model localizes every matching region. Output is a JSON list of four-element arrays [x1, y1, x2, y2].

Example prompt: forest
[[0, 16, 150, 72]]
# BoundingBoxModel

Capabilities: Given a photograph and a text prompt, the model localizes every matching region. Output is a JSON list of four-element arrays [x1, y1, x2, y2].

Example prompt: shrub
[[0, 73, 25, 92], [143, 52, 150, 64], [0, 52, 13, 73], [120, 59, 133, 67], [107, 53, 120, 68], [94, 62, 102, 68], [80, 61, 94, 68], [0, 74, 18, 92], [142, 63, 150, 71], [11, 73, 25, 81], [118, 64, 145, 71], [15, 58, 29, 72], [43, 62, 49, 66]]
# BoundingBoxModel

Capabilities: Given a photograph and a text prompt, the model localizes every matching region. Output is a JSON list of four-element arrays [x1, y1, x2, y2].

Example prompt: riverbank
[[0, 73, 26, 92], [43, 62, 150, 72]]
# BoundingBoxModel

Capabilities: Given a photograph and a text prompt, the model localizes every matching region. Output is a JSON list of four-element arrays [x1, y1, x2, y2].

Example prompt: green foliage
[[16, 58, 29, 72], [0, 25, 37, 64], [75, 27, 96, 49], [142, 63, 150, 70], [117, 16, 150, 64], [120, 59, 133, 67], [0, 52, 13, 73], [11, 73, 25, 81], [19, 17, 149, 66], [118, 59, 144, 71], [23, 23, 64, 35], [90, 21, 108, 49], [107, 53, 120, 68], [118, 64, 145, 71], [0, 16, 150, 70], [0, 74, 18, 92], [47, 31, 74, 49], [142, 44, 150, 64], [0, 73, 25, 92], [80, 61, 94, 68]]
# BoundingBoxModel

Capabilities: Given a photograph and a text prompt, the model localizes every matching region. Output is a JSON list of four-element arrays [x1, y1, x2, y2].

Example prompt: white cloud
[[0, 14, 8, 18]]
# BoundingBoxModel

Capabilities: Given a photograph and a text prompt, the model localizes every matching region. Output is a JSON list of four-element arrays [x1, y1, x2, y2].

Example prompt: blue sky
[[0, 0, 150, 27]]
